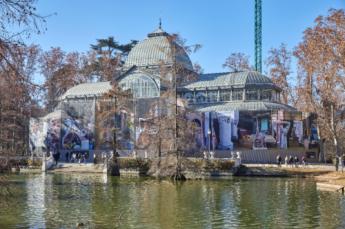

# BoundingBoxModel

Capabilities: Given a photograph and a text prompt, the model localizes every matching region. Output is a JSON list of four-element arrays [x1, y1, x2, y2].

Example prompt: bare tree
[[0, 0, 46, 159], [223, 52, 252, 72], [94, 80, 134, 176], [266, 43, 293, 105], [40, 48, 90, 112], [193, 62, 204, 74], [294, 9, 345, 157], [0, 44, 40, 156]]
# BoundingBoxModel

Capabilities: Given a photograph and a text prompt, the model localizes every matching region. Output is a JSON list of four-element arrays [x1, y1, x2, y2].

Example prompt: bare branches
[[223, 52, 253, 72], [294, 9, 345, 154], [266, 43, 292, 105], [0, 0, 49, 42]]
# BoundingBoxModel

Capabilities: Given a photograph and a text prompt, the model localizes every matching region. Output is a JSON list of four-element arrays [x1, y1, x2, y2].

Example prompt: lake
[[0, 173, 344, 228]]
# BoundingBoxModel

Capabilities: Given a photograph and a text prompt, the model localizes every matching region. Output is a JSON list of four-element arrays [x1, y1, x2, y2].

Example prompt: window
[[207, 91, 218, 103], [119, 74, 159, 98], [184, 92, 194, 103], [261, 90, 272, 101], [220, 90, 231, 101], [232, 89, 243, 100], [272, 90, 279, 102], [196, 92, 206, 103], [246, 89, 258, 100]]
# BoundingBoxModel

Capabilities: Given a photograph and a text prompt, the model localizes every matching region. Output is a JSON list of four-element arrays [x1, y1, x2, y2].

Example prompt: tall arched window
[[119, 74, 159, 98]]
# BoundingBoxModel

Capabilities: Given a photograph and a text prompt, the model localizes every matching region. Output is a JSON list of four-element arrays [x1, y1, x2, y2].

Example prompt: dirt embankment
[[236, 165, 333, 177], [315, 172, 345, 186], [147, 156, 236, 179]]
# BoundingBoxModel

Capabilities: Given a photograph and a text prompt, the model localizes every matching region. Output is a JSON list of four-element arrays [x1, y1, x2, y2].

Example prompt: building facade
[[30, 26, 307, 160]]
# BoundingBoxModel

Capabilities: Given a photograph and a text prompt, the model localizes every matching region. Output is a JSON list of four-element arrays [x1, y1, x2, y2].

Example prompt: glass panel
[[119, 74, 159, 98], [232, 89, 243, 100], [207, 91, 218, 103], [246, 89, 258, 100], [261, 90, 272, 101], [220, 90, 231, 101], [272, 91, 277, 102], [196, 92, 206, 103], [184, 92, 194, 103]]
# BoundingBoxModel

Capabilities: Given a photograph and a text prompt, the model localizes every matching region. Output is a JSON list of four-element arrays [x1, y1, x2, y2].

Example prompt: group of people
[[65, 152, 89, 163], [276, 154, 306, 167], [49, 151, 91, 165]]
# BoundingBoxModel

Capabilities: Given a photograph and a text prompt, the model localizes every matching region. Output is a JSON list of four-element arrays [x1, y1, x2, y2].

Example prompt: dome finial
[[148, 19, 168, 37]]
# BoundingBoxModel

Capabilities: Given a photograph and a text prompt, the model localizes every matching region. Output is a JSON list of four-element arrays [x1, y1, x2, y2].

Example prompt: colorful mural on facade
[[29, 118, 46, 151], [61, 100, 95, 150], [44, 111, 62, 152]]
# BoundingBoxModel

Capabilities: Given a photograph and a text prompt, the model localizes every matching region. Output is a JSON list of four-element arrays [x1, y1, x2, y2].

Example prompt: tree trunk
[[334, 137, 340, 157], [319, 139, 325, 163], [109, 154, 120, 176]]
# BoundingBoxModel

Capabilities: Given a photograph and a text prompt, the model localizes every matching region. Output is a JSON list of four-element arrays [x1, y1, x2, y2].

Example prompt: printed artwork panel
[[45, 111, 62, 151], [29, 118, 46, 150], [61, 100, 95, 150]]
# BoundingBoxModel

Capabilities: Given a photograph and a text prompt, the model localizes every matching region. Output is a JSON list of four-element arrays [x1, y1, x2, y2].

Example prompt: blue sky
[[28, 0, 344, 79]]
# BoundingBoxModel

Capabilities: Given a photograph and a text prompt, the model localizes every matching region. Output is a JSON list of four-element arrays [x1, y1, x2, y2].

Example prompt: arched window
[[119, 74, 159, 98]]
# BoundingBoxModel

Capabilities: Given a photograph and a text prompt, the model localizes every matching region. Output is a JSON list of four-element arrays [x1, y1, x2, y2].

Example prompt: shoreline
[[6, 161, 344, 185], [236, 163, 335, 178]]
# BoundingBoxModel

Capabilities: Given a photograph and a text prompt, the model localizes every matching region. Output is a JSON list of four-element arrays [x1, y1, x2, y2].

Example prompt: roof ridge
[[200, 70, 254, 76], [73, 81, 111, 86]]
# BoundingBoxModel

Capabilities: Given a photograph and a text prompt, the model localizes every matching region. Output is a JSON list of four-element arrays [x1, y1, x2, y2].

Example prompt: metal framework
[[255, 0, 262, 73]]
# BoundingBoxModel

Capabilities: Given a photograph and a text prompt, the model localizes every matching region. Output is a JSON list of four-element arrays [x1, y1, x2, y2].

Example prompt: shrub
[[119, 158, 151, 171], [203, 159, 235, 171], [182, 158, 234, 171], [27, 159, 42, 167]]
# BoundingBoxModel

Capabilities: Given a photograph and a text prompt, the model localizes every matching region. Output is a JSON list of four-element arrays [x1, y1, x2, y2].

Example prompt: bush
[[203, 159, 235, 171], [27, 159, 42, 167], [183, 158, 235, 171], [119, 158, 151, 171]]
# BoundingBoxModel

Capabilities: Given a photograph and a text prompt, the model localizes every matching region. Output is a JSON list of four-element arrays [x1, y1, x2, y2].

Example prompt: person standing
[[65, 152, 69, 163], [339, 155, 344, 173], [53, 149, 60, 165], [294, 156, 299, 168], [56, 151, 60, 165], [276, 155, 282, 167], [285, 155, 289, 166], [289, 155, 293, 167], [302, 156, 306, 167]]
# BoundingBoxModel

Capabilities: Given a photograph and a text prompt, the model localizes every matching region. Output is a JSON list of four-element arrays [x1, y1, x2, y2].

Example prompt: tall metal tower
[[255, 0, 262, 73]]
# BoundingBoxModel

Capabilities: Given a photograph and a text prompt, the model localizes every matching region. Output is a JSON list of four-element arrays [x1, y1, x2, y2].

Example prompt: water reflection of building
[[30, 25, 318, 159]]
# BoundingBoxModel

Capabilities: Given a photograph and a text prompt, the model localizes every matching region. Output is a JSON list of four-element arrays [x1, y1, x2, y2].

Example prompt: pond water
[[0, 173, 345, 228]]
